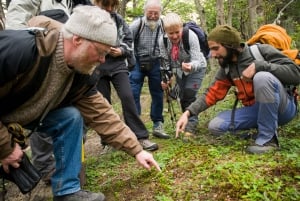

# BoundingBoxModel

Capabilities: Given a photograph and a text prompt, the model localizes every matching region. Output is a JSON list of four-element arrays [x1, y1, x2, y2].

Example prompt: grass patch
[[84, 63, 300, 200], [85, 119, 300, 201]]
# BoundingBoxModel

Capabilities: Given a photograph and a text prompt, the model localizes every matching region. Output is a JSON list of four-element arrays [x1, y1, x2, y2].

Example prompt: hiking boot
[[139, 139, 159, 151], [53, 190, 105, 201], [246, 141, 279, 154], [152, 122, 170, 139]]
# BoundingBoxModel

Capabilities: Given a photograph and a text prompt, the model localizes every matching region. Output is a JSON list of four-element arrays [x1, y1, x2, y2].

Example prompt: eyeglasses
[[87, 40, 109, 58], [146, 10, 160, 18]]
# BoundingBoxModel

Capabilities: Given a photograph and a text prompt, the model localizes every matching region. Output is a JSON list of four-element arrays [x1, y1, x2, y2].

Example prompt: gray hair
[[143, 0, 163, 12]]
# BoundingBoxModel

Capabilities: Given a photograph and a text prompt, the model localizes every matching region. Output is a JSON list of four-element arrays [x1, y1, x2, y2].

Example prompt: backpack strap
[[224, 65, 238, 134], [228, 93, 239, 134], [137, 17, 144, 36], [152, 25, 161, 56], [134, 17, 144, 55], [163, 35, 168, 49], [161, 34, 173, 73], [249, 44, 264, 61], [28, 16, 62, 56], [134, 17, 162, 57], [182, 26, 190, 54], [160, 18, 165, 35]]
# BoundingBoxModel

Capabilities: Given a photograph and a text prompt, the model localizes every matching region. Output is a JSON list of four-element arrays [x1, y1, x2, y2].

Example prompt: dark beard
[[218, 48, 235, 68]]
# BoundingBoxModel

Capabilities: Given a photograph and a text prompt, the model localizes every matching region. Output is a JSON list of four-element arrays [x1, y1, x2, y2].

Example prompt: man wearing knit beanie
[[0, 5, 161, 201], [176, 24, 300, 154], [208, 25, 242, 48], [62, 5, 117, 74], [64, 5, 117, 48], [5, 0, 93, 187]]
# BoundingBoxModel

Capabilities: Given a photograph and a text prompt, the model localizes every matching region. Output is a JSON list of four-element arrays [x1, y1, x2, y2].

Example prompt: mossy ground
[[84, 65, 300, 201], [4, 64, 300, 201]]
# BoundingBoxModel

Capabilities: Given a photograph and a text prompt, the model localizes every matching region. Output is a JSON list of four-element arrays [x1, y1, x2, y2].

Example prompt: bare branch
[[273, 0, 295, 24]]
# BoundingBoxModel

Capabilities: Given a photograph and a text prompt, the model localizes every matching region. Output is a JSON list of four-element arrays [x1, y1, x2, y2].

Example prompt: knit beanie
[[208, 25, 242, 48], [64, 5, 117, 46]]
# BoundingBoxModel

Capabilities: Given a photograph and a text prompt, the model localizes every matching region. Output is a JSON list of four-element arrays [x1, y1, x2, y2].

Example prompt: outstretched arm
[[175, 110, 190, 138], [135, 150, 161, 171]]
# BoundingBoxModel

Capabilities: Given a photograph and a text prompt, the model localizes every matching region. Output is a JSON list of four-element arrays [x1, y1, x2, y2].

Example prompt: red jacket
[[187, 43, 300, 116]]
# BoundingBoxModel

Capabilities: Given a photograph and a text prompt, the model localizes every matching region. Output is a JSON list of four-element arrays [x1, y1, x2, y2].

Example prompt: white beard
[[145, 19, 159, 31]]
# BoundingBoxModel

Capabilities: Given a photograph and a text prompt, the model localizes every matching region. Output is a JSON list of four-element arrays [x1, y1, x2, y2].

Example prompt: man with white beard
[[129, 0, 170, 140]]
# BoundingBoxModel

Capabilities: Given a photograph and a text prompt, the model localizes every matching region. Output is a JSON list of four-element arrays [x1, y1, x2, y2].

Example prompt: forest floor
[[2, 72, 300, 201]]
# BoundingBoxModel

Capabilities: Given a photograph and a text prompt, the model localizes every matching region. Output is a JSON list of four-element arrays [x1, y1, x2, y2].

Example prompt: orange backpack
[[247, 24, 300, 65]]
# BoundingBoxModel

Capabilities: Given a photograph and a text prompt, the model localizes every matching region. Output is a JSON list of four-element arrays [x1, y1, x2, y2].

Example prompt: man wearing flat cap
[[0, 5, 161, 201], [176, 25, 300, 154]]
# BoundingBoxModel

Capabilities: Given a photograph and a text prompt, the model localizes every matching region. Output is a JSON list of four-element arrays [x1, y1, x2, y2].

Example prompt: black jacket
[[97, 12, 134, 77]]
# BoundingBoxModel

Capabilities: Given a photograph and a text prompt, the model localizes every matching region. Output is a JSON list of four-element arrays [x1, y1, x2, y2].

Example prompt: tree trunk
[[194, 0, 207, 33], [248, 0, 258, 36], [119, 0, 129, 17], [216, 0, 225, 25], [227, 0, 233, 26]]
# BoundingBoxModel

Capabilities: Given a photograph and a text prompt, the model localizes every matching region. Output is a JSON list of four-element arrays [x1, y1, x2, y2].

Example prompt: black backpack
[[163, 21, 210, 59]]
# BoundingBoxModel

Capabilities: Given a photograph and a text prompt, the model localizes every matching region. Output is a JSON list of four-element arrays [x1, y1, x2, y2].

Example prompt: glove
[[0, 152, 41, 194]]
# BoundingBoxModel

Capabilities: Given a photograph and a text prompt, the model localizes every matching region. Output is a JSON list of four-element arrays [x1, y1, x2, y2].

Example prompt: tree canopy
[[120, 0, 300, 47]]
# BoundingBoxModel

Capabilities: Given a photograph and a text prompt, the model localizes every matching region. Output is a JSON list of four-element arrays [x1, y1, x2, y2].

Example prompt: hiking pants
[[129, 58, 164, 124], [208, 72, 297, 145], [176, 68, 206, 132], [97, 72, 148, 139]]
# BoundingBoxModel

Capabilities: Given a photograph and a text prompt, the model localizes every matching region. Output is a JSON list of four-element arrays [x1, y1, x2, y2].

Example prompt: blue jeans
[[129, 58, 164, 123], [37, 106, 83, 196], [208, 72, 297, 145]]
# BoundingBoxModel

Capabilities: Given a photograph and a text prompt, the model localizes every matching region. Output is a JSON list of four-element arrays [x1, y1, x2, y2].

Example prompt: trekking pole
[[165, 86, 177, 127], [169, 82, 182, 111], [160, 68, 177, 127]]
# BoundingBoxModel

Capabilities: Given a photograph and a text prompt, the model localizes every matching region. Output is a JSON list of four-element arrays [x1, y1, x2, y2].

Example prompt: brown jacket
[[0, 17, 142, 160]]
